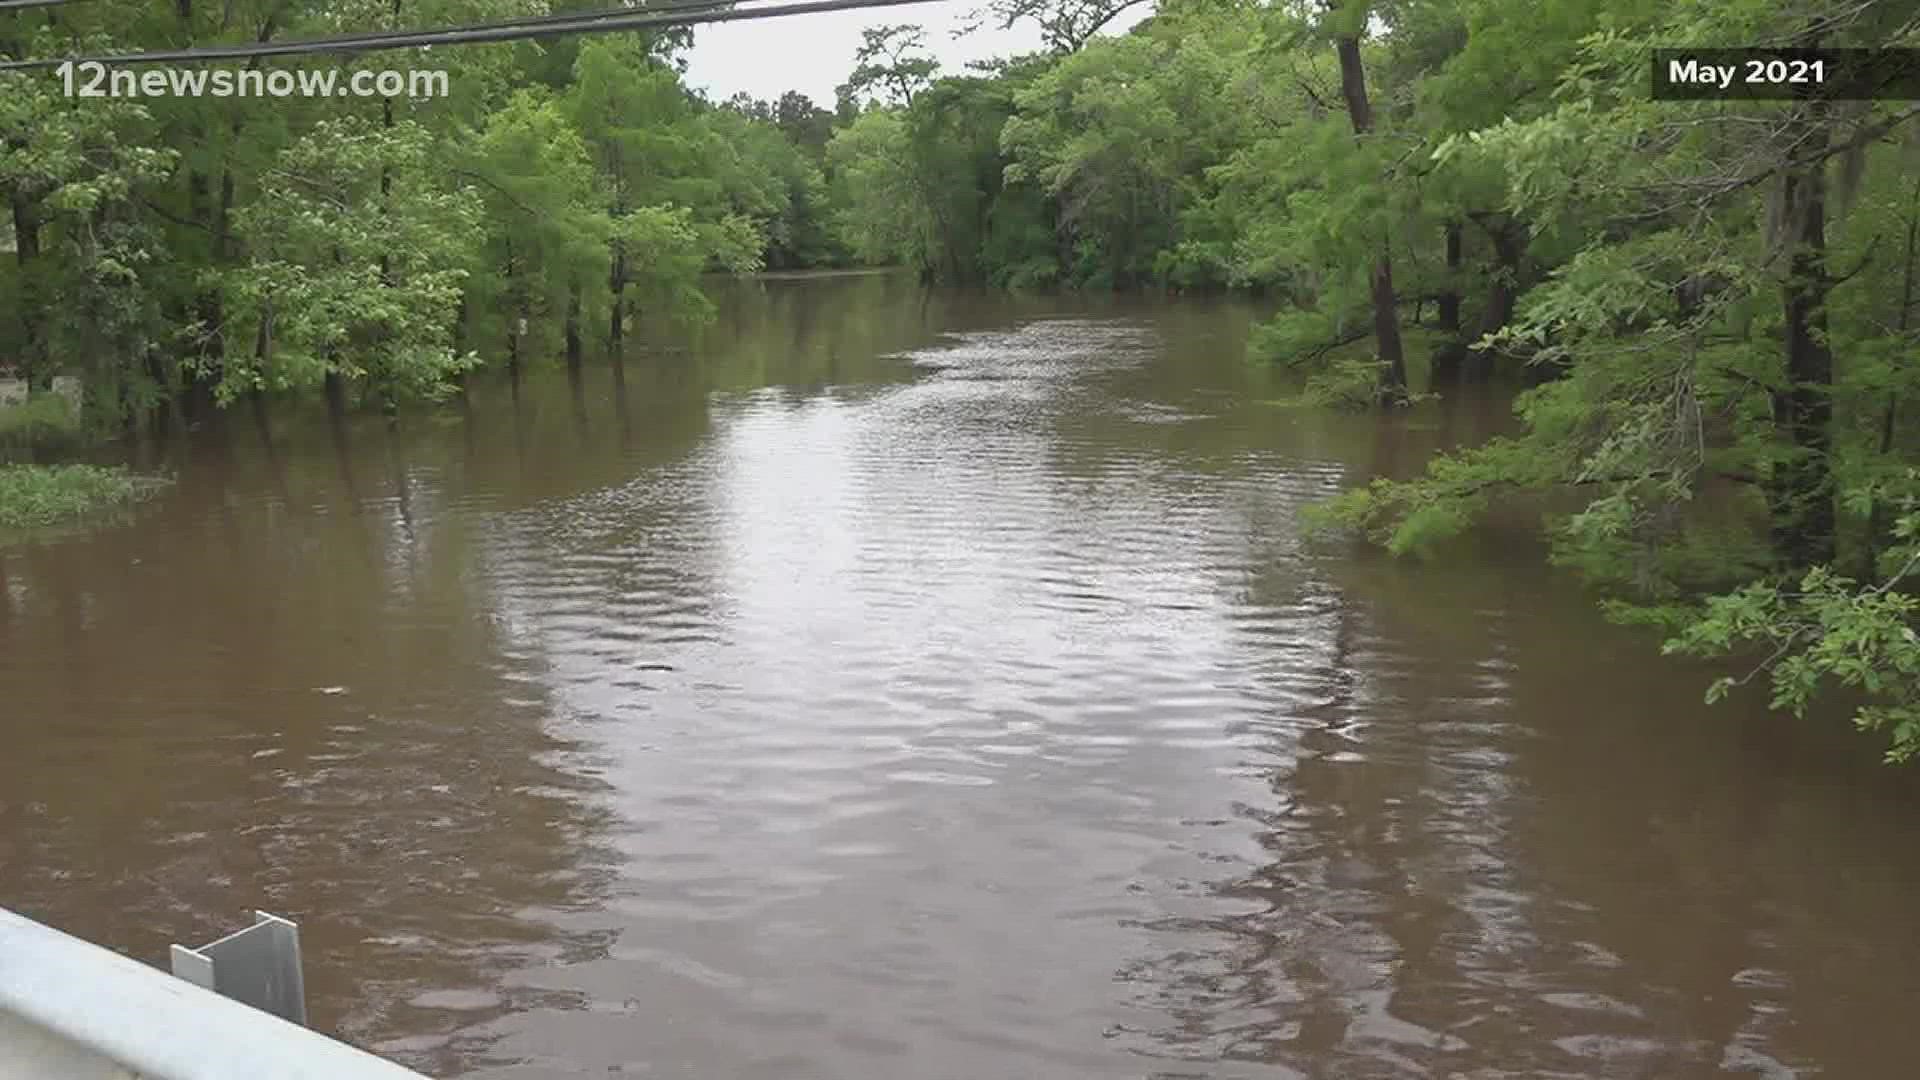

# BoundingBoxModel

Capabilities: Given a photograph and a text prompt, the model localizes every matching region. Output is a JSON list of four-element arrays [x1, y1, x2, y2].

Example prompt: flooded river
[[3, 273, 1919, 1078]]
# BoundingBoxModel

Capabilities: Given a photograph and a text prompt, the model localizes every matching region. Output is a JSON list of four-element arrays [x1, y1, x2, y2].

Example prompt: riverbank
[[0, 464, 167, 530]]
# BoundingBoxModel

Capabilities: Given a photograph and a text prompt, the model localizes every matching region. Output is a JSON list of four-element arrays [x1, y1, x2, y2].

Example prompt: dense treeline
[[0, 1, 857, 424], [818, 0, 1920, 762], [5, 0, 1920, 757]]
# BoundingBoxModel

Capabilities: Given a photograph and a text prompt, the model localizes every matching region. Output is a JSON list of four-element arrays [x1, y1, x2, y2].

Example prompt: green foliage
[[619, 205, 724, 327], [1308, 434, 1562, 555], [999, 14, 1256, 288], [972, 0, 1151, 54], [1298, 357, 1403, 412], [222, 117, 482, 406], [0, 34, 177, 412], [698, 105, 832, 269], [560, 37, 777, 346], [826, 111, 930, 269], [0, 465, 167, 530], [836, 25, 940, 109], [1249, 310, 1363, 368], [1287, 0, 1920, 759], [1662, 508, 1920, 762], [464, 88, 610, 361]]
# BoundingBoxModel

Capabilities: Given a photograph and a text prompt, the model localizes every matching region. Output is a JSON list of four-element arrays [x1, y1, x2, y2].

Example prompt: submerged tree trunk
[[1368, 257, 1407, 403], [187, 175, 228, 420], [504, 239, 521, 377], [1769, 98, 1836, 568], [183, 166, 225, 421], [1465, 215, 1526, 383], [376, 0, 399, 285], [144, 345, 176, 439], [565, 278, 583, 370], [1334, 31, 1406, 405], [11, 190, 48, 391], [516, 284, 533, 382], [247, 301, 273, 434], [1431, 221, 1467, 387], [1866, 174, 1919, 573], [608, 149, 629, 357], [175, 0, 222, 419], [323, 367, 349, 422], [450, 292, 468, 395], [609, 238, 627, 356], [374, 17, 399, 419]]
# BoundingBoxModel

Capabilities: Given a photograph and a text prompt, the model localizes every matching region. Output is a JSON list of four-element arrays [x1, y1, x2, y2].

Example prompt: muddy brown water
[[3, 274, 1919, 1078]]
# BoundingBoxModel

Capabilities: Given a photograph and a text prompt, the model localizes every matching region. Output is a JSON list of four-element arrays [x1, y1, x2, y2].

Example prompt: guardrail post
[[169, 911, 308, 1026]]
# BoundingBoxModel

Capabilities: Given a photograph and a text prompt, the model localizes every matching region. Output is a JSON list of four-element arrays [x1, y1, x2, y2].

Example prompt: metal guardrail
[[0, 906, 431, 1080], [170, 911, 309, 1026]]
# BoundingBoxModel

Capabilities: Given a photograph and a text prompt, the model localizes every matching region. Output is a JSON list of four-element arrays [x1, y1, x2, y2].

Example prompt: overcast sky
[[682, 3, 1152, 107]]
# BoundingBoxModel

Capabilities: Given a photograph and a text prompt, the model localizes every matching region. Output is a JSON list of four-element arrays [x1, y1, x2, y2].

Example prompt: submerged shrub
[[0, 464, 168, 530]]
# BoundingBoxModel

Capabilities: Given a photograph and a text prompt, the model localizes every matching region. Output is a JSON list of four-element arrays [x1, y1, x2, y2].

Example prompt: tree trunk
[[504, 239, 521, 377], [611, 343, 631, 444], [249, 314, 274, 456], [1430, 221, 1466, 387], [1768, 99, 1836, 568], [1334, 32, 1406, 405], [1369, 255, 1407, 403], [1465, 216, 1525, 383], [1866, 173, 1919, 573], [377, 0, 399, 286], [451, 292, 467, 360], [323, 368, 348, 421], [144, 345, 176, 439], [565, 278, 583, 370], [178, 0, 224, 419], [11, 190, 48, 390], [183, 172, 225, 421], [609, 242, 627, 356], [516, 284, 533, 382], [374, 20, 398, 415], [1334, 34, 1372, 133]]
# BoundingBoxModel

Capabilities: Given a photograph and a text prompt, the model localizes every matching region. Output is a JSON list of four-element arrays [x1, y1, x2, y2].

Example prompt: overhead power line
[[0, 0, 949, 70], [0, 0, 730, 33]]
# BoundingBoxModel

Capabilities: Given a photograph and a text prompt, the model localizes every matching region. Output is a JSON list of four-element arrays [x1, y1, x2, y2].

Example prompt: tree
[[0, 36, 176, 424], [705, 105, 835, 268], [827, 111, 929, 269], [1326, 0, 1407, 404], [774, 91, 836, 160], [464, 89, 609, 372], [835, 24, 939, 108], [966, 0, 1152, 55], [1312, 0, 1920, 759], [1001, 29, 1239, 287], [221, 117, 481, 410], [565, 38, 719, 353]]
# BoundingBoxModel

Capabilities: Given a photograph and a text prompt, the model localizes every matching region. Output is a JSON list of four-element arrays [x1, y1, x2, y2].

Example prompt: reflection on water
[[3, 273, 1919, 1079]]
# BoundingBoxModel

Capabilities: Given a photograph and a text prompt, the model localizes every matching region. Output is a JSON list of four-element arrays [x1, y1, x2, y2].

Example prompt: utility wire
[[5, 0, 723, 23], [0, 0, 947, 69], [0, 0, 734, 39]]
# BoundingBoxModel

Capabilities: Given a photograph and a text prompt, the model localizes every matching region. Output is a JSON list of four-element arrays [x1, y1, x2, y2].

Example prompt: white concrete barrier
[[0, 907, 431, 1080], [0, 377, 82, 408]]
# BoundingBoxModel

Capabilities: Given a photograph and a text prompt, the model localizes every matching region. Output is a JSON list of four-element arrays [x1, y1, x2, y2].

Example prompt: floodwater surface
[[3, 274, 1919, 1079]]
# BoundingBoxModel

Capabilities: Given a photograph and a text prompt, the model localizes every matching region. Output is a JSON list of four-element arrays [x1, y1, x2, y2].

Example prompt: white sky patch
[[683, 3, 1153, 106]]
